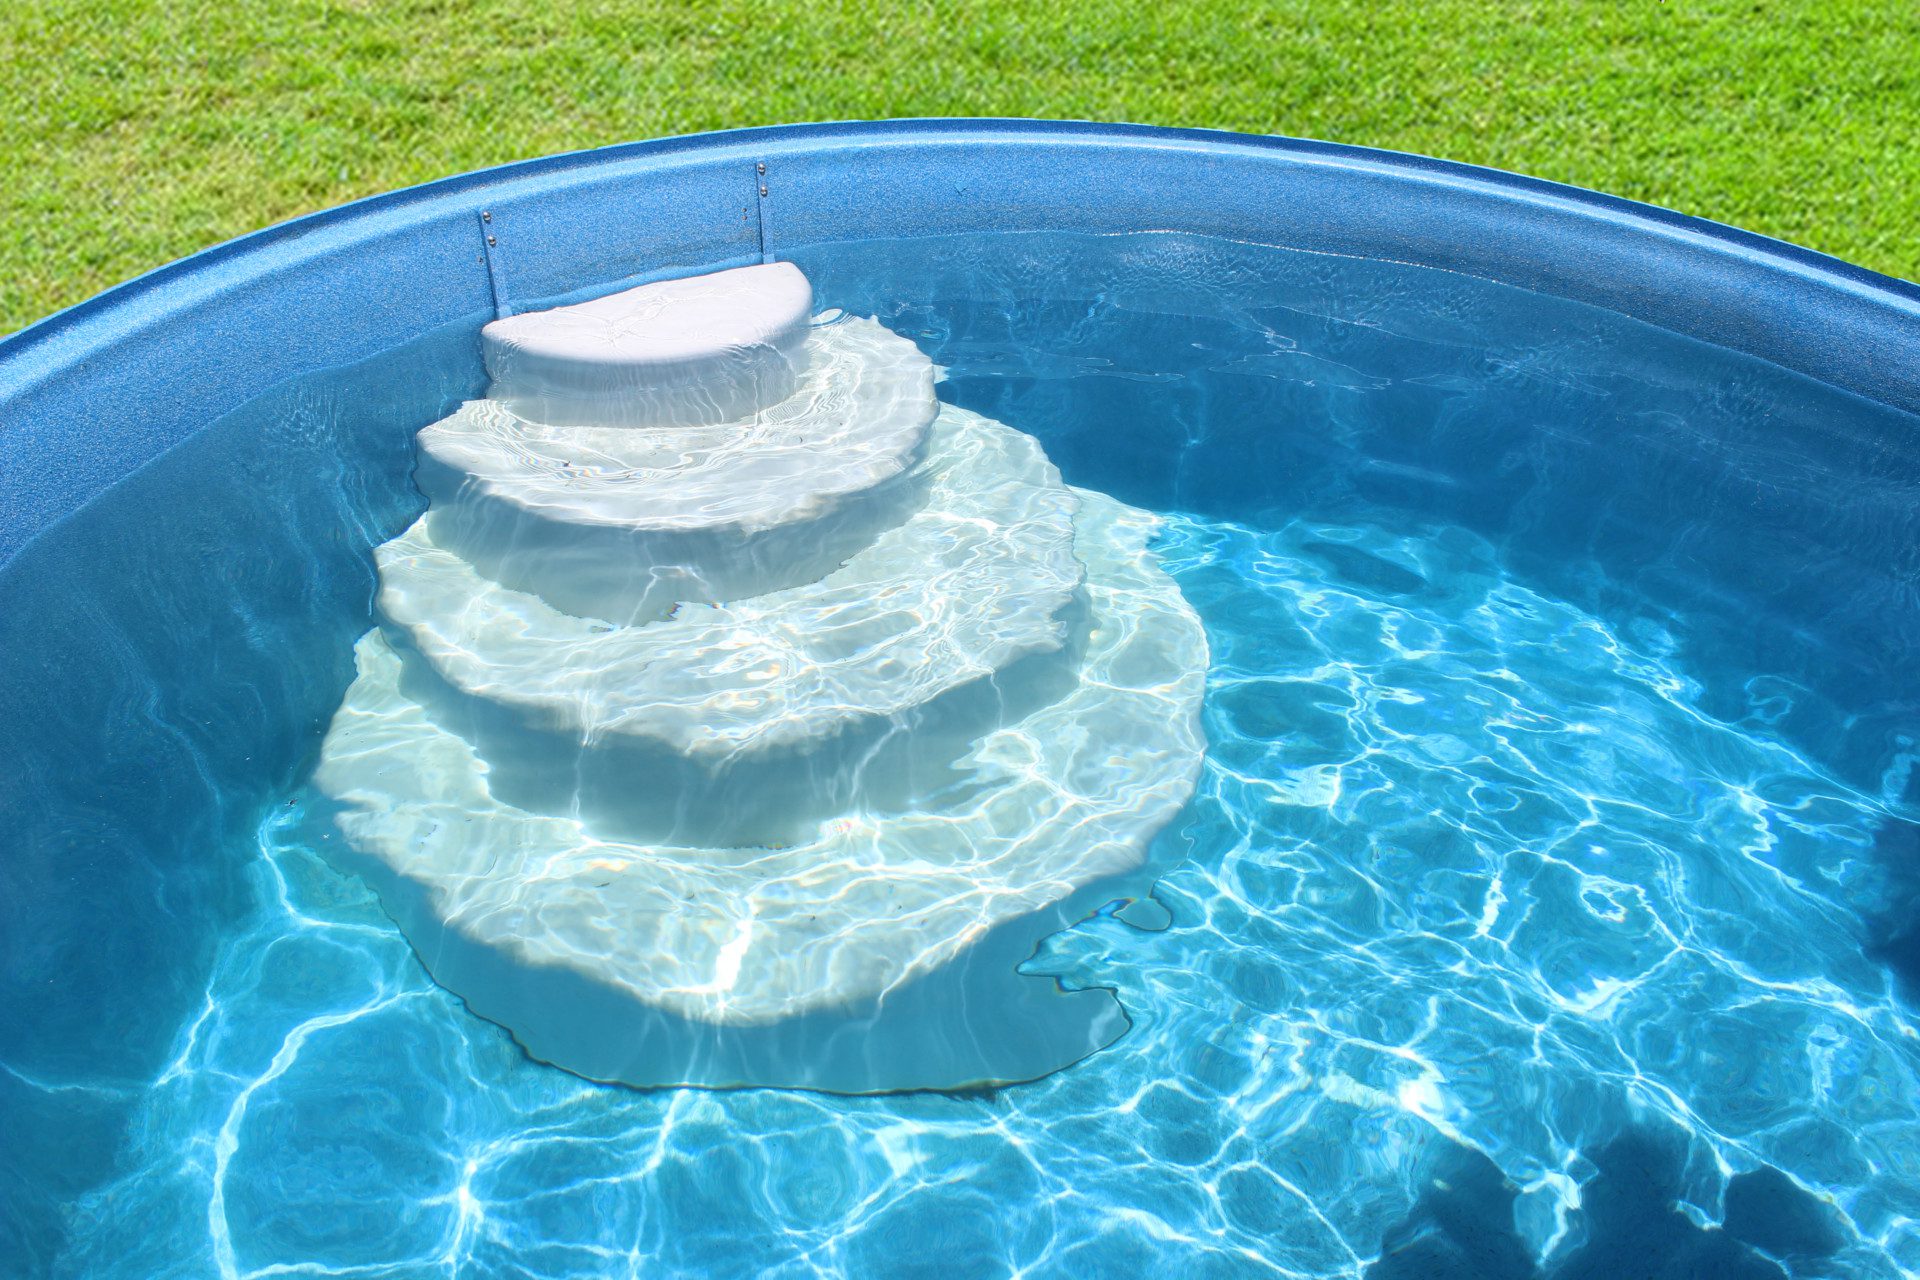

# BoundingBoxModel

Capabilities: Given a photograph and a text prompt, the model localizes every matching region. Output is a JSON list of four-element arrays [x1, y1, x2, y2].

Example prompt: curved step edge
[[377, 408, 1084, 760]]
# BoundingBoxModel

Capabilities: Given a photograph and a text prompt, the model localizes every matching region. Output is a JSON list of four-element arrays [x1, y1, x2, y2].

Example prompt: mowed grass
[[6, 0, 1918, 334]]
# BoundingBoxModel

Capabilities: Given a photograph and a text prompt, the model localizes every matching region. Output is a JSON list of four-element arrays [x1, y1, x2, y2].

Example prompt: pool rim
[[8, 118, 1918, 357], [4, 117, 1918, 566]]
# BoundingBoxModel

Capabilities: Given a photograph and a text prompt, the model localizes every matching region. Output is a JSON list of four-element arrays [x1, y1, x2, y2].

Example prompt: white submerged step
[[381, 407, 1082, 760], [312, 262, 1211, 1092], [418, 317, 939, 622], [314, 491, 1207, 1088]]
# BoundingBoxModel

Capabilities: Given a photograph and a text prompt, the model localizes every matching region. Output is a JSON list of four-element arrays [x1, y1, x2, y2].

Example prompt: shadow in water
[[1864, 812, 1920, 1010], [1369, 1129, 1842, 1280]]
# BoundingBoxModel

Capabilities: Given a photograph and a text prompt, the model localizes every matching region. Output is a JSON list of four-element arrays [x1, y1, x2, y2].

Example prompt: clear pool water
[[5, 231, 1919, 1278]]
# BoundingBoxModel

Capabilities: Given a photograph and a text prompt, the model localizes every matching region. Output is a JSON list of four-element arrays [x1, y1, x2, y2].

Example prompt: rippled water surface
[[6, 231, 1920, 1277]]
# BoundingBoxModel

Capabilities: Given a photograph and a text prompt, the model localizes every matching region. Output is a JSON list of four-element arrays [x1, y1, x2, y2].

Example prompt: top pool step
[[482, 262, 814, 428]]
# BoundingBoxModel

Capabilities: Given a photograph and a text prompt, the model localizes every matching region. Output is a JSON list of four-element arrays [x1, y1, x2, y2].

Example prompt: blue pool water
[[5, 231, 1920, 1277]]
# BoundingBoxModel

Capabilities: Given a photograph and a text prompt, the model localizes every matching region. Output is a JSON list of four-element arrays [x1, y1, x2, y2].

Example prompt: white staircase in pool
[[312, 262, 1208, 1092]]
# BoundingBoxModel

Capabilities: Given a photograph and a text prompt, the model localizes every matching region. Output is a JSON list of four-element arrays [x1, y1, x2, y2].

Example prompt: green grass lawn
[[6, 0, 1918, 335]]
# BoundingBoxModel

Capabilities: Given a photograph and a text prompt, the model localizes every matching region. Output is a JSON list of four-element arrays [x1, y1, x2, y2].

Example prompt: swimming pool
[[5, 124, 1920, 1278]]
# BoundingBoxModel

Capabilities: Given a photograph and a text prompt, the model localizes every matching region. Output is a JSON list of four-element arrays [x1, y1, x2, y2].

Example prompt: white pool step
[[482, 261, 814, 428], [419, 317, 939, 622], [380, 407, 1081, 760], [314, 492, 1206, 1057], [311, 261, 1211, 1092]]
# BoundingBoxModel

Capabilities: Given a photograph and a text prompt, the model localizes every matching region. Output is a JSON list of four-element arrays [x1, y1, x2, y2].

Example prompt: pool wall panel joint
[[479, 208, 512, 319], [756, 158, 776, 263]]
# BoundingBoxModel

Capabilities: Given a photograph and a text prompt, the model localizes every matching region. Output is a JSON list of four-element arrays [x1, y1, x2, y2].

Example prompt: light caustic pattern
[[61, 512, 1920, 1279]]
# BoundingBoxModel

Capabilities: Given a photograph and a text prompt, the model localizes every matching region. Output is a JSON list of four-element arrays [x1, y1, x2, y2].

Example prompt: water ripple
[[53, 509, 1920, 1278]]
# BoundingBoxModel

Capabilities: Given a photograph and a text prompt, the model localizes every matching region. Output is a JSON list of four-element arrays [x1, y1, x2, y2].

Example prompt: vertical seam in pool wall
[[3, 119, 1919, 567], [479, 208, 512, 320], [755, 158, 776, 264]]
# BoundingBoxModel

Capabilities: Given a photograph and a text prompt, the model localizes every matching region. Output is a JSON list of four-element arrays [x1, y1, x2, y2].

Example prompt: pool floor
[[54, 507, 1913, 1278]]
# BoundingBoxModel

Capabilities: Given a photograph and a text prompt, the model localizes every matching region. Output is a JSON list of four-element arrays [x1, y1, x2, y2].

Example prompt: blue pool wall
[[4, 121, 1920, 1270], [7, 118, 1920, 563]]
